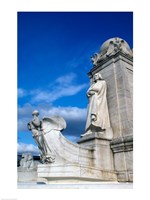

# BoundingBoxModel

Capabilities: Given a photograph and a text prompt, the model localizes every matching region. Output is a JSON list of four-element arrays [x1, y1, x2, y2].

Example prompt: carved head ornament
[[91, 37, 133, 67]]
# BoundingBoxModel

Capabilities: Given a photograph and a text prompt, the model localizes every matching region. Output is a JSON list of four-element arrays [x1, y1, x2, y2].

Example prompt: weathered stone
[[27, 113, 117, 182], [37, 163, 117, 183], [88, 37, 133, 182], [18, 153, 40, 182]]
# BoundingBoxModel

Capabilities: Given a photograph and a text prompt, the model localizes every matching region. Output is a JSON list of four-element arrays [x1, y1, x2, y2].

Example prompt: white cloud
[[17, 142, 39, 155], [18, 103, 36, 131], [18, 118, 28, 131], [32, 84, 87, 103], [18, 88, 27, 98], [18, 103, 35, 117], [56, 72, 76, 85], [40, 106, 87, 121], [31, 73, 88, 103], [18, 72, 88, 104], [18, 104, 87, 135]]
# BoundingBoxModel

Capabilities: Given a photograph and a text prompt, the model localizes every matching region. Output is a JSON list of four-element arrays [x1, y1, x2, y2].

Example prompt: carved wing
[[42, 116, 67, 134], [91, 53, 99, 66]]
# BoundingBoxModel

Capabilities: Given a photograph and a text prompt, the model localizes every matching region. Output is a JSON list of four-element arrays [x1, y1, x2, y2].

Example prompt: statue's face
[[32, 113, 38, 118], [93, 74, 99, 81]]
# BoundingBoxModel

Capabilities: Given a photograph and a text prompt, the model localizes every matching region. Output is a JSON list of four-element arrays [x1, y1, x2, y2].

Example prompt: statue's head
[[93, 73, 102, 82], [32, 110, 39, 116]]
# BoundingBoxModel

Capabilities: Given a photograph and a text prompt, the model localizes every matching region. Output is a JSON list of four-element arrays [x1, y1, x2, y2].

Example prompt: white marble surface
[[37, 163, 117, 183], [18, 182, 133, 189]]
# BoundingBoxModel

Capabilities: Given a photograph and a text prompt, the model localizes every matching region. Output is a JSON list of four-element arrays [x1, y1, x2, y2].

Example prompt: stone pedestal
[[37, 163, 117, 183], [77, 130, 114, 172], [88, 37, 133, 182], [18, 168, 38, 182]]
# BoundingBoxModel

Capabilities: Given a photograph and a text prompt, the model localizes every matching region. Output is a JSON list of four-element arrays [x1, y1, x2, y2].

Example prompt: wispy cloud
[[17, 142, 39, 155], [31, 84, 87, 103], [18, 72, 88, 104], [55, 72, 76, 85], [31, 72, 87, 103]]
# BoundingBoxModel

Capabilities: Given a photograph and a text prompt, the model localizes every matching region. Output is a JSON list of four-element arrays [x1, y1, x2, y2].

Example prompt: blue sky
[[18, 12, 133, 155]]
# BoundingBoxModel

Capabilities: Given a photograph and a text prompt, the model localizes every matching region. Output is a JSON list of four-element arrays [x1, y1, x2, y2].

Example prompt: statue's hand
[[87, 91, 95, 96]]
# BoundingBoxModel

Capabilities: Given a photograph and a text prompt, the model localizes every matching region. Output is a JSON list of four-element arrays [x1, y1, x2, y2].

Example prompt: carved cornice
[[88, 52, 133, 77]]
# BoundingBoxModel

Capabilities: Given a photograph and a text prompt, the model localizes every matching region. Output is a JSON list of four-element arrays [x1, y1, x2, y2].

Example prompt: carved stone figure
[[28, 110, 55, 163], [91, 53, 99, 66], [27, 110, 66, 164], [19, 153, 35, 169], [82, 73, 110, 136], [90, 37, 133, 66]]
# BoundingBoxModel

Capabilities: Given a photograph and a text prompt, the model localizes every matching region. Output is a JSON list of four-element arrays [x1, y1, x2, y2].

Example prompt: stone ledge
[[110, 135, 133, 153], [17, 182, 133, 189], [89, 52, 133, 75], [37, 163, 117, 183], [77, 129, 113, 144], [116, 170, 133, 182]]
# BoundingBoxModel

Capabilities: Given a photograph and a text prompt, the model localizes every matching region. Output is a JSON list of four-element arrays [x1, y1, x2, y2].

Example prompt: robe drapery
[[85, 75, 110, 134]]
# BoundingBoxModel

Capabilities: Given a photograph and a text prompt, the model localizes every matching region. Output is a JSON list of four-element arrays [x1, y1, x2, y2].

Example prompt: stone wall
[[88, 38, 133, 182]]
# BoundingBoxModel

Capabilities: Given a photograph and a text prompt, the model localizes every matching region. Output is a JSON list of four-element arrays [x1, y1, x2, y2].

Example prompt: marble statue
[[27, 110, 66, 164], [19, 153, 35, 169], [27, 110, 55, 163], [82, 73, 110, 136]]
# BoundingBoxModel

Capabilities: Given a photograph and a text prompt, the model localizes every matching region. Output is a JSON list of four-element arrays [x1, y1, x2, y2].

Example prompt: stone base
[[77, 133, 112, 149], [77, 131, 115, 171], [78, 128, 113, 145], [116, 171, 133, 182], [18, 182, 133, 189], [110, 135, 133, 182], [18, 169, 37, 182], [37, 163, 117, 183]]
